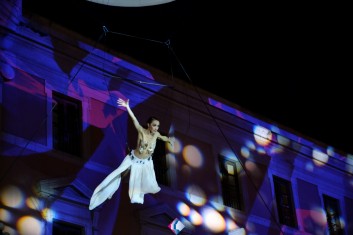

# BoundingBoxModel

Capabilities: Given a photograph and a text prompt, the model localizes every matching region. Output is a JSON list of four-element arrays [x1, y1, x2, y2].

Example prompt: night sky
[[24, 0, 352, 154]]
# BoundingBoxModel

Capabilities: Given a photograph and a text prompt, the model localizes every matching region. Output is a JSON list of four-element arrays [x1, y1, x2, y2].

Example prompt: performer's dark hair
[[147, 116, 159, 124]]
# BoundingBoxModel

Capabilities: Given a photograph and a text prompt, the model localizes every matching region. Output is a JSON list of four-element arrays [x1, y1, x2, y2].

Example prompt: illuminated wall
[[0, 1, 352, 235]]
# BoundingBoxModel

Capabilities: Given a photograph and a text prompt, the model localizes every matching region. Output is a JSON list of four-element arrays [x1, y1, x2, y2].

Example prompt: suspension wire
[[2, 6, 351, 234], [101, 27, 170, 87], [0, 12, 282, 231], [99, 32, 131, 157], [100, 28, 178, 182], [106, 28, 165, 45], [102, 27, 176, 130], [167, 46, 284, 233], [165, 44, 194, 135], [75, 27, 284, 231], [106, 74, 169, 87], [2, 2, 281, 233], [164, 39, 177, 135]]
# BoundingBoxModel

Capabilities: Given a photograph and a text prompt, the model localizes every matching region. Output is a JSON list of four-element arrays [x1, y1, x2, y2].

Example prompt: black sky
[[23, 0, 353, 154]]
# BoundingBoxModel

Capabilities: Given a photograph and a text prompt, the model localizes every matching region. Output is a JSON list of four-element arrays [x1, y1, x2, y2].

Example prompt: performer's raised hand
[[168, 136, 175, 150], [117, 98, 129, 108]]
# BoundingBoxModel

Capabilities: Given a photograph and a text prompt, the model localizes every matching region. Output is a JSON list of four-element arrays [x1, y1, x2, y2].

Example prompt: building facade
[[1, 1, 352, 234]]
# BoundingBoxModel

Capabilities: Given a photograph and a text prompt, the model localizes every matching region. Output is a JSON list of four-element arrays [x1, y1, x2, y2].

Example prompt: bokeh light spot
[[305, 162, 314, 172], [346, 155, 353, 174], [240, 147, 250, 159], [245, 161, 259, 176], [253, 126, 271, 146], [277, 135, 290, 146], [245, 141, 256, 151], [225, 218, 238, 231], [185, 185, 206, 206], [189, 208, 202, 225], [177, 202, 191, 216], [201, 206, 226, 233], [0, 208, 12, 223], [26, 197, 43, 210], [169, 138, 182, 154], [1, 185, 24, 208], [312, 149, 329, 166], [41, 208, 54, 222], [17, 216, 42, 235], [310, 207, 327, 226], [209, 196, 225, 211], [182, 145, 203, 168]]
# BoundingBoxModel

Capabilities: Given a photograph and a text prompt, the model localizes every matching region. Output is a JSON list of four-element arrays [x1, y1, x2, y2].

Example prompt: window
[[219, 155, 243, 210], [152, 139, 169, 186], [323, 194, 343, 235], [273, 176, 297, 228], [52, 92, 82, 157], [52, 220, 85, 235]]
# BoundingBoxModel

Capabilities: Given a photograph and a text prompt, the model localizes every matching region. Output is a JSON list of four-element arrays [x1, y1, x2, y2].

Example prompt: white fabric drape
[[89, 152, 160, 210]]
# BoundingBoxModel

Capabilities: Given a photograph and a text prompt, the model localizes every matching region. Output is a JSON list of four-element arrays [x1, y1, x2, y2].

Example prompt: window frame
[[218, 155, 244, 210], [52, 91, 83, 157], [323, 194, 344, 235], [273, 175, 298, 228]]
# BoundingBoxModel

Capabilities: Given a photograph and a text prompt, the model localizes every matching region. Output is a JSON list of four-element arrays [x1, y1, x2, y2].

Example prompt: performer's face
[[148, 120, 160, 134]]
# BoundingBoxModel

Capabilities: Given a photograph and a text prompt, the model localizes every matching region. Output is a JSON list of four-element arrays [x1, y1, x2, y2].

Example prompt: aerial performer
[[89, 98, 174, 210]]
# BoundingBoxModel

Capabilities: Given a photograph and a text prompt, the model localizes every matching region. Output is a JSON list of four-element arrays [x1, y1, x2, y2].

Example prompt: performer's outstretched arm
[[157, 134, 175, 149], [117, 98, 142, 131]]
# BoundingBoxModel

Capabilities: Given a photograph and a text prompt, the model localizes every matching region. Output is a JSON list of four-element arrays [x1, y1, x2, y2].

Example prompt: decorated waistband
[[129, 150, 152, 164]]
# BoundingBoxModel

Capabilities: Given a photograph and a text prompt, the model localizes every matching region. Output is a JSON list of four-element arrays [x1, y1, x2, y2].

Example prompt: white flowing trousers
[[89, 151, 161, 210]]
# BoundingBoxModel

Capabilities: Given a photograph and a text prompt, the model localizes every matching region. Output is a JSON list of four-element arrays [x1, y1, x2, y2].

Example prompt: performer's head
[[147, 116, 160, 134]]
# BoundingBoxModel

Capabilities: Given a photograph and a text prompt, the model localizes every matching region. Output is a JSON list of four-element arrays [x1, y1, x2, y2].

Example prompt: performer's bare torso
[[133, 129, 158, 159]]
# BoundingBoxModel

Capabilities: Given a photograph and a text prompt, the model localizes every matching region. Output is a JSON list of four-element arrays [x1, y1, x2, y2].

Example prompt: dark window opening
[[52, 91, 82, 157], [273, 176, 297, 228], [219, 155, 243, 210], [323, 194, 343, 235], [53, 220, 85, 235]]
